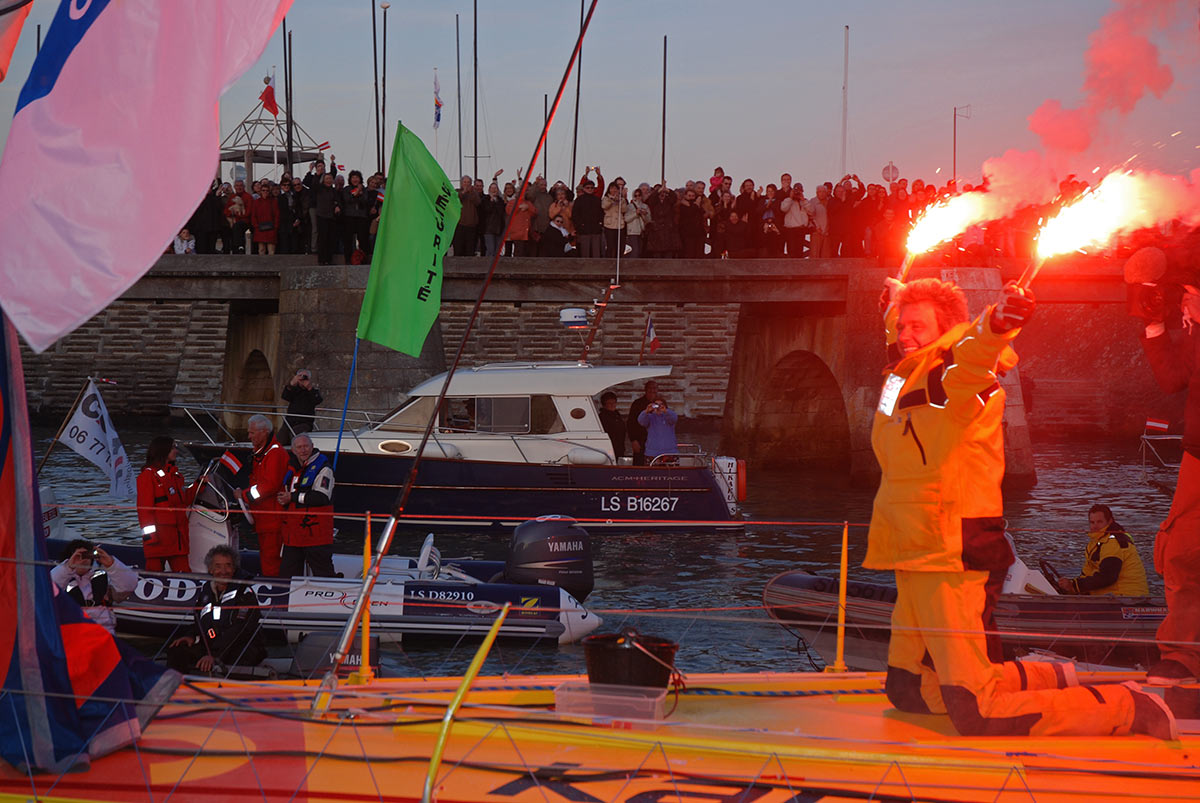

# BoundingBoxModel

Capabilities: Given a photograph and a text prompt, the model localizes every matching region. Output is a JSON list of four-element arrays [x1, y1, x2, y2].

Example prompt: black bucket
[[583, 631, 678, 688]]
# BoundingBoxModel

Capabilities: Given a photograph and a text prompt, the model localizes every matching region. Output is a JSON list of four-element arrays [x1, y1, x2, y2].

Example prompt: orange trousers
[[887, 570, 1136, 736], [1155, 451, 1200, 675]]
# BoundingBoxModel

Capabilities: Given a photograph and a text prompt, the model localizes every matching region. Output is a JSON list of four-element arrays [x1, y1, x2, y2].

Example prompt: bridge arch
[[749, 350, 851, 469]]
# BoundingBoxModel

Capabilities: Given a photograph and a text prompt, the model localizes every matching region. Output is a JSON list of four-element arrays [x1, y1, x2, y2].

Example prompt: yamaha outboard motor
[[504, 516, 593, 602]]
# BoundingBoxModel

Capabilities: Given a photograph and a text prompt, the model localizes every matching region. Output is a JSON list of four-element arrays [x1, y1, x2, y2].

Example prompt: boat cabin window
[[437, 395, 564, 435], [375, 396, 437, 432]]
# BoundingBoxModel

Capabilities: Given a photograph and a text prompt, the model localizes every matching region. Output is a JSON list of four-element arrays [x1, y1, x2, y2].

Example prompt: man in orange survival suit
[[233, 414, 289, 577], [867, 277, 1175, 738]]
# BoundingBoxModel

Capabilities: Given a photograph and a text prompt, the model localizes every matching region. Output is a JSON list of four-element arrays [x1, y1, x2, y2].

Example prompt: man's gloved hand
[[1130, 283, 1166, 325], [990, 284, 1036, 333]]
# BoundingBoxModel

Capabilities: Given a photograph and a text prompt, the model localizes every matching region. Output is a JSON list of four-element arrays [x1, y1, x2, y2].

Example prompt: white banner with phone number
[[58, 379, 136, 499]]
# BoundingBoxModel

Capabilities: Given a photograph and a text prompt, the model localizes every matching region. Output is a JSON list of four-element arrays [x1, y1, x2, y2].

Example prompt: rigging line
[[45, 698, 125, 797], [3, 691, 38, 800], [225, 709, 269, 803]]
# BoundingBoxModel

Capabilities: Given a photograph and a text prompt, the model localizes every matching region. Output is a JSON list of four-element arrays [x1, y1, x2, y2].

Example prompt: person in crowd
[[277, 434, 336, 578], [577, 166, 606, 199], [51, 540, 139, 635], [538, 213, 575, 257], [313, 172, 340, 266], [233, 415, 289, 577], [868, 276, 1175, 739], [572, 174, 605, 257], [724, 210, 752, 258], [283, 178, 309, 254], [758, 184, 783, 257], [708, 166, 726, 196], [625, 187, 651, 258], [136, 436, 194, 573], [250, 180, 280, 255], [303, 157, 337, 253], [638, 395, 679, 463], [481, 179, 506, 258], [548, 186, 576, 241], [733, 179, 760, 228], [173, 227, 196, 254], [780, 184, 810, 257], [167, 545, 266, 675], [224, 190, 249, 255], [505, 190, 537, 257], [529, 175, 554, 242], [1056, 505, 1149, 596], [454, 175, 481, 256], [602, 179, 629, 259], [598, 391, 626, 460], [340, 169, 373, 261], [472, 177, 490, 256], [708, 191, 737, 258], [873, 207, 909, 267], [626, 379, 657, 467], [677, 186, 708, 259], [187, 179, 224, 254], [709, 173, 733, 205], [646, 185, 680, 258], [1133, 267, 1200, 685], [282, 368, 323, 442], [806, 185, 832, 258]]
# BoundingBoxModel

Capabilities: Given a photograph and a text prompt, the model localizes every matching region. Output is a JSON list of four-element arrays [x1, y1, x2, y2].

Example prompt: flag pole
[[637, 315, 649, 366], [312, 1, 602, 703], [36, 378, 90, 476], [332, 338, 362, 472]]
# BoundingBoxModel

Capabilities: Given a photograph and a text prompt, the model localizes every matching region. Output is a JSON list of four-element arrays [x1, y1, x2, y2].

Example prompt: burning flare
[[905, 193, 991, 255]]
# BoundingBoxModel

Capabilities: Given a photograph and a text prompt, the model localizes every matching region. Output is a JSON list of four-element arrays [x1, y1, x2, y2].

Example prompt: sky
[[1, 0, 1198, 191]]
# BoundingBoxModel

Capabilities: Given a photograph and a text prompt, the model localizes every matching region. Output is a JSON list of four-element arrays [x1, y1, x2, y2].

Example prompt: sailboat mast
[[660, 35, 667, 186], [473, 0, 478, 181], [570, 0, 583, 183], [840, 24, 849, 177], [456, 14, 463, 179]]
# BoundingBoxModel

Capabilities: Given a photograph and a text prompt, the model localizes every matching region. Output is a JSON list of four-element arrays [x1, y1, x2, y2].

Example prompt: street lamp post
[[952, 104, 971, 188]]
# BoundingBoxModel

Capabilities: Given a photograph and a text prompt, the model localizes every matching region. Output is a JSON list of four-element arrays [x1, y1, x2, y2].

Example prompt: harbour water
[[36, 424, 1173, 679]]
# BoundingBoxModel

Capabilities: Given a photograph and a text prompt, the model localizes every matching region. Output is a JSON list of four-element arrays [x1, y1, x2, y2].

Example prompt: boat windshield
[[373, 396, 438, 432], [438, 395, 564, 435]]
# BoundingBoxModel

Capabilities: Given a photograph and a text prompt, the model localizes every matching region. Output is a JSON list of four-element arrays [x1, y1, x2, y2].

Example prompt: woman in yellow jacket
[[867, 277, 1175, 739], [1057, 505, 1150, 596]]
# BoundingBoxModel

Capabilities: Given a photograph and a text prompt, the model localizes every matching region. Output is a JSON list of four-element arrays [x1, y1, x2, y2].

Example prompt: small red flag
[[258, 74, 278, 116], [1146, 417, 1170, 432]]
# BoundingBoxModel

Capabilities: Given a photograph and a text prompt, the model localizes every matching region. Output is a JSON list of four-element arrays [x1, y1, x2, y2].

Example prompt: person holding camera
[[282, 368, 323, 443], [637, 395, 679, 464], [51, 540, 139, 635]]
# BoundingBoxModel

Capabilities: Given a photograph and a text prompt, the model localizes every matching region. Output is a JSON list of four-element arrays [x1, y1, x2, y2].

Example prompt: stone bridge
[[22, 255, 1163, 487]]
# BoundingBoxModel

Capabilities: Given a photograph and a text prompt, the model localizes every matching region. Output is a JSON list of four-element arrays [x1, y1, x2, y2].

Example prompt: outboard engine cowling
[[504, 516, 593, 602]]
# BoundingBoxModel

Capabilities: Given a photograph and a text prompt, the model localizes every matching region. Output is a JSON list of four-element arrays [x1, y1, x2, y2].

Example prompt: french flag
[[646, 316, 660, 354], [258, 71, 278, 116], [0, 0, 292, 353]]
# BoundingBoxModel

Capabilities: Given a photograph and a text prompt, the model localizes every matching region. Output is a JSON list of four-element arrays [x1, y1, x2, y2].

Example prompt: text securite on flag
[[357, 123, 461, 356], [57, 379, 135, 499]]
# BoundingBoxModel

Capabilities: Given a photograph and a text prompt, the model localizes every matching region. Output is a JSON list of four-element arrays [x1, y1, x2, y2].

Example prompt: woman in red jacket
[[250, 181, 281, 255], [136, 436, 194, 572]]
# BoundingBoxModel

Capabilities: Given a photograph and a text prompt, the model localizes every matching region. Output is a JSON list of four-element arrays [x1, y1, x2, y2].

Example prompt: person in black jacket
[[598, 392, 625, 460], [282, 368, 323, 443], [167, 546, 266, 675], [340, 170, 372, 262], [572, 178, 604, 258]]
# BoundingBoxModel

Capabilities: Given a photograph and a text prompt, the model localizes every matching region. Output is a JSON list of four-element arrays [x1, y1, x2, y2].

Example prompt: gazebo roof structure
[[219, 97, 326, 166]]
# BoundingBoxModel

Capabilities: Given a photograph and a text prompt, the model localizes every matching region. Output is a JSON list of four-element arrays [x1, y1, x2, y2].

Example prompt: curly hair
[[896, 278, 969, 333]]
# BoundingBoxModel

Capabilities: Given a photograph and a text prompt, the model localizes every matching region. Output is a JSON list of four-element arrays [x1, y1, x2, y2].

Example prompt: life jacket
[[281, 451, 335, 548], [198, 587, 244, 641], [137, 464, 191, 557], [246, 439, 289, 533], [865, 308, 1020, 573], [65, 570, 110, 608], [1081, 528, 1150, 596]]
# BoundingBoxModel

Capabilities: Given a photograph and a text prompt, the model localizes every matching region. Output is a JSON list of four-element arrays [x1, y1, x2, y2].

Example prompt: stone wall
[[22, 300, 228, 420]]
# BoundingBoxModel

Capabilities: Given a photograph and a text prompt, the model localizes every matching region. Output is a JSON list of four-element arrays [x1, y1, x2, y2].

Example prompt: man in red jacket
[[234, 414, 289, 577]]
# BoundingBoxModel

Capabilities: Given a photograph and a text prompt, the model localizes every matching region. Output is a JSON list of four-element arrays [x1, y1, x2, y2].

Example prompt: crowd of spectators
[[179, 155, 1131, 265]]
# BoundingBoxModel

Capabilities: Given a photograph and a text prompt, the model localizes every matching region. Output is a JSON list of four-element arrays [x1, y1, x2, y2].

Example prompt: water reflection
[[35, 424, 1175, 678]]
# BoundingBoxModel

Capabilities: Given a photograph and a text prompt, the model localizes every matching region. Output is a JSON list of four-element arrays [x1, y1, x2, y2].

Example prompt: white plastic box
[[554, 681, 667, 720]]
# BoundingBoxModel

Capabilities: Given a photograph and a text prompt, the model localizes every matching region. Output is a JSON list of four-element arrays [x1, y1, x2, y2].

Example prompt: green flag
[[357, 123, 462, 356]]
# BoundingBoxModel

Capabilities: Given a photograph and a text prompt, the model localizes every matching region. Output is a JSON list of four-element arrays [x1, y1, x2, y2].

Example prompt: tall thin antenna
[[371, 1, 381, 174], [660, 35, 667, 186], [455, 14, 463, 179], [840, 25, 849, 177]]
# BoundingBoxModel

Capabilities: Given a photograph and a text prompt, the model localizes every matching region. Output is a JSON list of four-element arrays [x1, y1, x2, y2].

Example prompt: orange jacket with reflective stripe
[[246, 440, 289, 534], [864, 309, 1020, 573], [136, 464, 193, 557]]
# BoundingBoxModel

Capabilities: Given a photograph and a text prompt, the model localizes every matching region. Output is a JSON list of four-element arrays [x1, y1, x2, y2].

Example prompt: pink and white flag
[[0, 0, 292, 352]]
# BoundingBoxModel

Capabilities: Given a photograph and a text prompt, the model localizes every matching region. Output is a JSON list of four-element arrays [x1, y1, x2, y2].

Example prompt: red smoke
[[1028, 0, 1185, 153]]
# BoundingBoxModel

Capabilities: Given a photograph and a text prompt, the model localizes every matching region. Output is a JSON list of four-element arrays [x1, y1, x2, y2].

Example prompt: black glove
[[1129, 283, 1166, 325], [991, 285, 1035, 333]]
